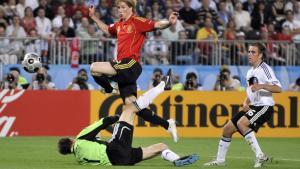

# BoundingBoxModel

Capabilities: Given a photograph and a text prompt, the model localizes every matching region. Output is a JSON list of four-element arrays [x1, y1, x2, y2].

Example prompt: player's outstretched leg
[[141, 143, 199, 167], [136, 68, 178, 142], [137, 69, 178, 142], [137, 108, 178, 142], [135, 69, 178, 142], [118, 76, 170, 125]]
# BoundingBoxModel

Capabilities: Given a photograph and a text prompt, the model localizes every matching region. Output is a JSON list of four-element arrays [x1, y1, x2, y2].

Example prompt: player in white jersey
[[204, 43, 282, 168]]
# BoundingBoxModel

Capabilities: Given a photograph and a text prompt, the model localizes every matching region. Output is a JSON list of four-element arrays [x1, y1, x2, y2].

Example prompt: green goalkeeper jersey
[[73, 118, 113, 166]]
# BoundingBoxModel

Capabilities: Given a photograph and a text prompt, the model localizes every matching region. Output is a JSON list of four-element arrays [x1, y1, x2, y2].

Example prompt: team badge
[[125, 25, 133, 33], [248, 76, 258, 86]]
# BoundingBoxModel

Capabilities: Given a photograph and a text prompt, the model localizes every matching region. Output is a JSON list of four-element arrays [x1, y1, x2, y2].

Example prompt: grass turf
[[0, 137, 299, 169]]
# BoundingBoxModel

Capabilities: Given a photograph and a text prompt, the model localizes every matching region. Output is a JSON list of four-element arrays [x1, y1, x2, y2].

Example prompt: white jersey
[[246, 62, 281, 106]]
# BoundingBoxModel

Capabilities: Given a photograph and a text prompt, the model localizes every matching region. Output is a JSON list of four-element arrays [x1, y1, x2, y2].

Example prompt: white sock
[[161, 149, 180, 162], [216, 137, 231, 162], [136, 81, 165, 110], [244, 131, 263, 157]]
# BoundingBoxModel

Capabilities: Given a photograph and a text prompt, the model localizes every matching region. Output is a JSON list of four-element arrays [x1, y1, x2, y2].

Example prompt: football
[[22, 53, 42, 73]]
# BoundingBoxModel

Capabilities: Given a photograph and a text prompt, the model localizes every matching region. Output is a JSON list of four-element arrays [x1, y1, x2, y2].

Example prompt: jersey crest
[[248, 76, 258, 86], [125, 24, 133, 33]]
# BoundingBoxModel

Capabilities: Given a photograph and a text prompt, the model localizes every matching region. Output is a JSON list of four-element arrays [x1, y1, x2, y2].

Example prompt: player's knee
[[124, 99, 132, 105], [90, 62, 96, 73], [125, 96, 137, 105], [237, 118, 248, 130], [90, 62, 102, 74], [157, 143, 168, 151]]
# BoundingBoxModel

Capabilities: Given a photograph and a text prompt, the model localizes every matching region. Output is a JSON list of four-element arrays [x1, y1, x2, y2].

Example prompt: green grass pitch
[[0, 137, 299, 169]]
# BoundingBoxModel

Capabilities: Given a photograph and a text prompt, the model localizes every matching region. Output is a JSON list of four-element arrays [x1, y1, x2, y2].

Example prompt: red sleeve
[[108, 23, 118, 35], [134, 17, 155, 33]]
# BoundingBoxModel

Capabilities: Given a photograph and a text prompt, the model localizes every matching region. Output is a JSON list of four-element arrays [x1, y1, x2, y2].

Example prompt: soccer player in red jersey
[[88, 0, 179, 142]]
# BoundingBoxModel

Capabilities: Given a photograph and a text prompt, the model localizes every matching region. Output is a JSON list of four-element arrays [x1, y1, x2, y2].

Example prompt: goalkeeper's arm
[[77, 115, 119, 140]]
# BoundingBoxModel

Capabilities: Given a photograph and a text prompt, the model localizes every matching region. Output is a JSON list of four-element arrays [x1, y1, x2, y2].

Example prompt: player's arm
[[77, 116, 119, 140], [251, 68, 282, 93], [154, 12, 178, 29], [88, 6, 109, 35], [252, 84, 282, 93], [242, 97, 251, 111]]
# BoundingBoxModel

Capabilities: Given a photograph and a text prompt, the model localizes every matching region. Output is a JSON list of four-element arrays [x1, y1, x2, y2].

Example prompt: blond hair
[[116, 0, 136, 12]]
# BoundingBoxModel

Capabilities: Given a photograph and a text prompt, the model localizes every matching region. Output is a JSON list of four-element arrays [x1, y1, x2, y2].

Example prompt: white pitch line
[[209, 156, 300, 162]]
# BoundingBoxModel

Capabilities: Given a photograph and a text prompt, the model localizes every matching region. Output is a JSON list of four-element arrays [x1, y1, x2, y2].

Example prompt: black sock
[[92, 75, 113, 93], [137, 108, 169, 130]]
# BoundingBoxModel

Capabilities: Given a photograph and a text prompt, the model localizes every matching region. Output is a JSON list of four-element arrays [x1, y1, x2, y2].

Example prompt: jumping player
[[88, 0, 179, 142]]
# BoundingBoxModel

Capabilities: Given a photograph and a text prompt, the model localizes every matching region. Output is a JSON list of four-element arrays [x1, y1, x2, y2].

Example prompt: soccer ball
[[22, 53, 42, 73]]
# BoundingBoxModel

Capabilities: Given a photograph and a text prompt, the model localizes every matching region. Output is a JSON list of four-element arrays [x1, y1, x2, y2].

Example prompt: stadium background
[[0, 0, 300, 168]]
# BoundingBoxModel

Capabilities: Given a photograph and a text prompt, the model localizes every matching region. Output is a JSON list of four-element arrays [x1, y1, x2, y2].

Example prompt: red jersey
[[108, 15, 155, 62]]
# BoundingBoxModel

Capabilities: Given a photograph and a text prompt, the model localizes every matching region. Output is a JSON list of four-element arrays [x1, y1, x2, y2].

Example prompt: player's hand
[[251, 84, 263, 92], [88, 5, 95, 18], [169, 12, 178, 25], [243, 103, 251, 112]]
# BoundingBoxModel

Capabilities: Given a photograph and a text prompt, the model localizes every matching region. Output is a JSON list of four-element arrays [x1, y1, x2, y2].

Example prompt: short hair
[[12, 15, 20, 19], [116, 0, 136, 12], [9, 67, 21, 74], [285, 10, 294, 15], [186, 72, 197, 80], [58, 138, 73, 155], [0, 22, 6, 30], [78, 68, 87, 74], [153, 68, 163, 74], [296, 77, 300, 86], [42, 65, 49, 70], [221, 67, 231, 74], [250, 42, 266, 59], [62, 16, 70, 22], [38, 7, 46, 12], [154, 30, 162, 36]]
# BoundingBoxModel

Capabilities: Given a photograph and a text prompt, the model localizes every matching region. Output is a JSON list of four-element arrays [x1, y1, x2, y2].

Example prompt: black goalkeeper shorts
[[106, 121, 143, 165]]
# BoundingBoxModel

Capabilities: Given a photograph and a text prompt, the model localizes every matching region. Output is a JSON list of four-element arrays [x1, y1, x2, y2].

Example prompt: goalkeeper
[[58, 76, 199, 166]]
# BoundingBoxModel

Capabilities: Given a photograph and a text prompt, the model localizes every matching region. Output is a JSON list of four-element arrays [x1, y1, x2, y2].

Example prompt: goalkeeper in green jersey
[[58, 74, 199, 166]]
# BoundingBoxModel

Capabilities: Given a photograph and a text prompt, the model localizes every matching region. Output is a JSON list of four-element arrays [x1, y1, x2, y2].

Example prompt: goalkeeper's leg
[[119, 80, 167, 125]]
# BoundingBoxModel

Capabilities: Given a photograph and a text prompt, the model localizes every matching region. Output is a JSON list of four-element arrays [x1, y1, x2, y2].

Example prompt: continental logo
[[92, 92, 299, 133]]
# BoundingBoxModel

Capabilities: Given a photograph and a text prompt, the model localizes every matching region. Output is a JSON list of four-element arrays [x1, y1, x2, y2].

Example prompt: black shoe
[[161, 68, 171, 90]]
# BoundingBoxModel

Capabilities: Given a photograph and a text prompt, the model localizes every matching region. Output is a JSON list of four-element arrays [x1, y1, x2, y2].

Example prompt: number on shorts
[[247, 110, 254, 116]]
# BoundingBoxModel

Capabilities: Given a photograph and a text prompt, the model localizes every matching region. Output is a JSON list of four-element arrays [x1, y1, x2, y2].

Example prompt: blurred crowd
[[0, 66, 95, 90], [0, 0, 299, 65], [1, 65, 299, 91]]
